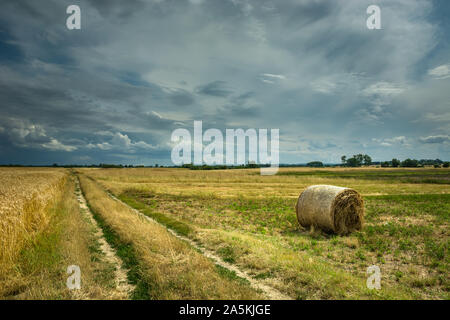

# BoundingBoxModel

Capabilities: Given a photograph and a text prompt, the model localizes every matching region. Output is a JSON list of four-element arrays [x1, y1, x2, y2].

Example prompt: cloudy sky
[[0, 0, 449, 165]]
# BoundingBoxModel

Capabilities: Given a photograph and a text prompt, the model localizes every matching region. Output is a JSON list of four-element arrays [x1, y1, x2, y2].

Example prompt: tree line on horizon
[[1, 157, 449, 169], [336, 154, 449, 168]]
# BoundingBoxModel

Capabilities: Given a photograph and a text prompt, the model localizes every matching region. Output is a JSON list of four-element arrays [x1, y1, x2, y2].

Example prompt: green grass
[[365, 194, 450, 221], [217, 245, 238, 264], [215, 265, 250, 286], [122, 189, 296, 235], [14, 219, 65, 298], [119, 191, 193, 237], [19, 221, 62, 275]]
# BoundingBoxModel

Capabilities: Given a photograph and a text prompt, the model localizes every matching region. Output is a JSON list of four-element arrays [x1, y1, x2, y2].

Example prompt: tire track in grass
[[75, 178, 134, 298], [106, 191, 292, 300]]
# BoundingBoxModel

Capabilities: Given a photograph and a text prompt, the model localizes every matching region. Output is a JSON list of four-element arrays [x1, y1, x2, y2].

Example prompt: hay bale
[[295, 185, 364, 235]]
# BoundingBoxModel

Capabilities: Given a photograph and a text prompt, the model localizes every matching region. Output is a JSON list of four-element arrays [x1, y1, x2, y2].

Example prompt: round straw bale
[[295, 185, 364, 235]]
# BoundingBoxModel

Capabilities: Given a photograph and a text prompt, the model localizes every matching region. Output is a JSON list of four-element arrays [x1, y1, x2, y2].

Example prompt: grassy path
[[75, 178, 133, 299]]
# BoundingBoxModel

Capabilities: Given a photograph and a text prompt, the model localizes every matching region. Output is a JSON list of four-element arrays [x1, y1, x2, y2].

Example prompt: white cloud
[[428, 64, 450, 80], [419, 135, 450, 144], [87, 132, 157, 152], [150, 111, 163, 119], [260, 73, 286, 84], [373, 136, 409, 147], [387, 136, 407, 144], [87, 142, 113, 150], [421, 112, 450, 122], [94, 131, 115, 136], [0, 118, 77, 152], [311, 79, 337, 94], [261, 73, 286, 80], [42, 139, 77, 152], [363, 82, 405, 97]]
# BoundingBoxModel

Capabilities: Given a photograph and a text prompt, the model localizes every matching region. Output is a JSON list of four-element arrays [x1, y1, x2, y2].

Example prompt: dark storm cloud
[[0, 28, 24, 63], [0, 0, 449, 165], [224, 105, 259, 118], [196, 81, 232, 97], [85, 0, 145, 20], [169, 89, 195, 106]]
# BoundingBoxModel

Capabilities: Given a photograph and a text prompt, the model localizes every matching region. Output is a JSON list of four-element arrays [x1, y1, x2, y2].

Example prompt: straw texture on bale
[[295, 185, 364, 235]]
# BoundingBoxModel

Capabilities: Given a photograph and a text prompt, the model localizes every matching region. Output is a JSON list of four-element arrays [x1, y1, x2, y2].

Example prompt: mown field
[[85, 167, 449, 299], [1, 167, 449, 300]]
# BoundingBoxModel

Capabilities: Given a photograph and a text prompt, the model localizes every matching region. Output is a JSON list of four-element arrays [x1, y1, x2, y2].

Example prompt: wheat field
[[0, 168, 66, 282]]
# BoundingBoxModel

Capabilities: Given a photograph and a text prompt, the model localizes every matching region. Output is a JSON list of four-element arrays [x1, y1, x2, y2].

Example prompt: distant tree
[[391, 158, 401, 167], [355, 154, 364, 165], [340, 154, 372, 167], [307, 161, 324, 168], [99, 163, 123, 168], [419, 159, 442, 166], [401, 158, 419, 168], [381, 161, 390, 167], [247, 161, 258, 168], [52, 163, 58, 167], [443, 162, 449, 168], [346, 157, 360, 167], [363, 155, 372, 166]]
